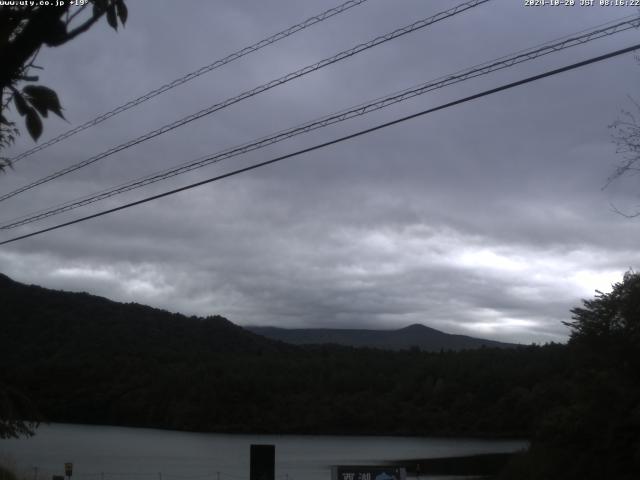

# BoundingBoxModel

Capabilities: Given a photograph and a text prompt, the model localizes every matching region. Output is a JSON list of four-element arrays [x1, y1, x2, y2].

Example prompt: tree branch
[[609, 201, 640, 218], [63, 9, 104, 43], [67, 4, 89, 25]]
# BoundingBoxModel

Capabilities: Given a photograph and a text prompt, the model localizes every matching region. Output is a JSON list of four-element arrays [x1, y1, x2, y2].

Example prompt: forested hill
[[247, 324, 516, 351], [0, 273, 287, 356], [1, 272, 566, 437]]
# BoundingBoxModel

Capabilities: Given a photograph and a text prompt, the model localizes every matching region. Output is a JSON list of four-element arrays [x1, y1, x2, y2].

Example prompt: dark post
[[64, 464, 72, 480], [250, 444, 275, 480]]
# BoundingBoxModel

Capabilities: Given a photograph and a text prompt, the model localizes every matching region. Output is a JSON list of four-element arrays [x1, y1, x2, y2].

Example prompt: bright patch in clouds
[[455, 248, 526, 273], [54, 266, 115, 281], [571, 269, 622, 296], [52, 263, 175, 304]]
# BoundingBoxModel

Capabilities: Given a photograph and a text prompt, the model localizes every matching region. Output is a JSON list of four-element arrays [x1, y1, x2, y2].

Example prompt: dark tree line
[[500, 271, 640, 479]]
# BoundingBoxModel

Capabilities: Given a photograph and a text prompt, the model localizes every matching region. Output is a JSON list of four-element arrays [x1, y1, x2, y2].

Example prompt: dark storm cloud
[[2, 0, 640, 343]]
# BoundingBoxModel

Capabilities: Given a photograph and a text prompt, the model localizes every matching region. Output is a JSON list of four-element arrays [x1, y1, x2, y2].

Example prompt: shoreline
[[28, 421, 529, 442], [388, 452, 522, 477]]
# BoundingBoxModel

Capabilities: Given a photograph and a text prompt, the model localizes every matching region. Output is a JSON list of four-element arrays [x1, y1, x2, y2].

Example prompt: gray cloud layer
[[2, 0, 640, 343]]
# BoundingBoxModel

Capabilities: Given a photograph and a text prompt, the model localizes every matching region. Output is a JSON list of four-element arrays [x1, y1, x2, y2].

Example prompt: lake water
[[0, 424, 526, 480]]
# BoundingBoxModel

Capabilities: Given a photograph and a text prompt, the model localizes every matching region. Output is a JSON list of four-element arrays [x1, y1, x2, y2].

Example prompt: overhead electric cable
[[8, 0, 371, 165], [2, 14, 637, 229], [0, 0, 490, 204], [1, 42, 638, 247]]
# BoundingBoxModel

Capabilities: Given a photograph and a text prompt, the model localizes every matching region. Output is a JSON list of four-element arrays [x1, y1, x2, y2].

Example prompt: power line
[[0, 0, 490, 204], [7, 0, 371, 165], [2, 14, 637, 230], [2, 42, 638, 247]]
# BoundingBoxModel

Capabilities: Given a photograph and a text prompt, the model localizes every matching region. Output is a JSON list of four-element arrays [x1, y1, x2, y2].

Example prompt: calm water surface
[[0, 424, 526, 480]]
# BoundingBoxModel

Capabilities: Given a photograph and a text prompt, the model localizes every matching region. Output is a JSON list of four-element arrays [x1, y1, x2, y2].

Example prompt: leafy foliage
[[0, 113, 18, 171], [0, 0, 127, 169], [567, 270, 640, 350], [501, 271, 640, 479], [0, 382, 40, 439], [22, 85, 64, 119]]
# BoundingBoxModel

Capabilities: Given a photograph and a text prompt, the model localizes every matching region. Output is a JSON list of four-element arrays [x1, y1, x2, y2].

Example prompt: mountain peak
[[401, 323, 429, 331]]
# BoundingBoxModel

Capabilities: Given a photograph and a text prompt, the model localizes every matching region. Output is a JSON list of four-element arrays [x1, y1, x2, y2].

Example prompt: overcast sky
[[2, 0, 640, 343]]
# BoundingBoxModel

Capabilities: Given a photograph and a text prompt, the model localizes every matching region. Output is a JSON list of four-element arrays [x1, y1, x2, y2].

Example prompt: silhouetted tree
[[503, 271, 640, 479], [609, 99, 640, 216], [0, 0, 128, 171], [0, 383, 41, 438], [566, 270, 640, 362]]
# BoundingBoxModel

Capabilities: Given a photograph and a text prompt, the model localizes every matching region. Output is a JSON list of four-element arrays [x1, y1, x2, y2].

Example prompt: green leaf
[[23, 85, 65, 119], [116, 0, 128, 25], [25, 109, 43, 141], [13, 92, 29, 116], [106, 4, 118, 30]]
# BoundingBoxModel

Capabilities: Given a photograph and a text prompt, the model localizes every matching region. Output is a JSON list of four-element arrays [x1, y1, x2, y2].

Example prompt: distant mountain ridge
[[0, 273, 515, 355], [247, 324, 517, 351]]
